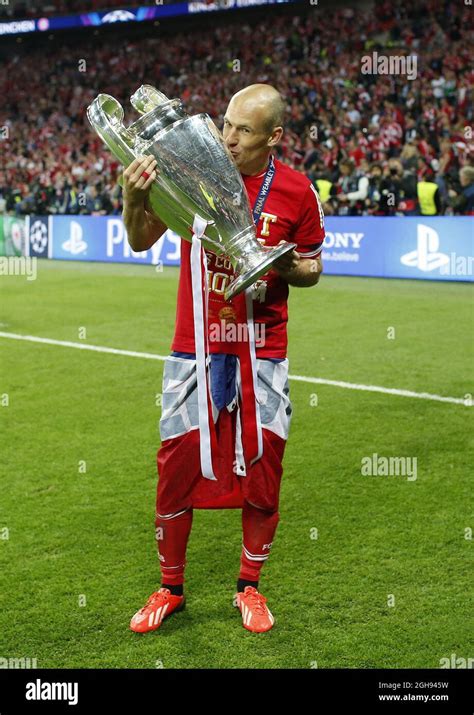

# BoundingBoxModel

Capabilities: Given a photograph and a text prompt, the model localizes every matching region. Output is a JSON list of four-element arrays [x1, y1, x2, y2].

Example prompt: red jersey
[[171, 156, 325, 359]]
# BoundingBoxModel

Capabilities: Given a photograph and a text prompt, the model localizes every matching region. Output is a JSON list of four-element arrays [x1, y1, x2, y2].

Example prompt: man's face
[[388, 160, 401, 175], [222, 99, 273, 174]]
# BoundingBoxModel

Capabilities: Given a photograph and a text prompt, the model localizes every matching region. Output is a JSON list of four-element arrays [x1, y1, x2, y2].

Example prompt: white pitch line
[[288, 375, 469, 406], [0, 331, 470, 407], [0, 331, 168, 361]]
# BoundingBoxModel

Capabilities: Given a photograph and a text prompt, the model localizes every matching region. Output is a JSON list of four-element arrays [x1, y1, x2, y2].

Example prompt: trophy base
[[224, 242, 297, 301]]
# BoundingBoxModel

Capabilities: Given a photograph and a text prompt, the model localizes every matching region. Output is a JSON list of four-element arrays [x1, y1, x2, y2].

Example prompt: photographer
[[336, 158, 369, 216]]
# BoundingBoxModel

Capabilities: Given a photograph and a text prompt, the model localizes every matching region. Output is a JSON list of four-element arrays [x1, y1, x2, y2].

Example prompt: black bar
[[0, 668, 472, 712]]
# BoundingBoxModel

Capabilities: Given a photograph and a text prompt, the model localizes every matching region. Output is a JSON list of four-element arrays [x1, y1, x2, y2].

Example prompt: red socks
[[155, 508, 193, 586], [154, 501, 280, 588], [239, 500, 280, 582]]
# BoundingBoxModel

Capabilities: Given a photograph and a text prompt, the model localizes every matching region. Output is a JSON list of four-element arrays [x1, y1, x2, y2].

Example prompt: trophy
[[86, 85, 295, 300]]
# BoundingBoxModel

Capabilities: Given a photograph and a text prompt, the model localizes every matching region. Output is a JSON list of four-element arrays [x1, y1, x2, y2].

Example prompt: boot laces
[[246, 589, 268, 615], [139, 589, 169, 614]]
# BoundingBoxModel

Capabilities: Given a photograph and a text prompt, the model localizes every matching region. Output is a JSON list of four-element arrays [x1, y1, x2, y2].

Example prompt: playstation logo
[[62, 221, 87, 255], [401, 224, 449, 272]]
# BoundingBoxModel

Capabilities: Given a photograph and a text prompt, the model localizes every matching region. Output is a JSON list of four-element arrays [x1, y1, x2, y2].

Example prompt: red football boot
[[234, 586, 275, 633], [130, 588, 186, 633]]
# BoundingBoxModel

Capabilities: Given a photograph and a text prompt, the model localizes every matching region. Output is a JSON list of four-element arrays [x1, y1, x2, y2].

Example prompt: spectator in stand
[[62, 183, 83, 215], [449, 166, 474, 215], [85, 185, 113, 216], [365, 164, 385, 215], [336, 159, 369, 216], [46, 181, 68, 215], [417, 165, 444, 215], [312, 164, 337, 216]]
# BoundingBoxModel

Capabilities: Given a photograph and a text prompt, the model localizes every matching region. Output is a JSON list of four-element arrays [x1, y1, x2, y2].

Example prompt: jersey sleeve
[[291, 183, 326, 257]]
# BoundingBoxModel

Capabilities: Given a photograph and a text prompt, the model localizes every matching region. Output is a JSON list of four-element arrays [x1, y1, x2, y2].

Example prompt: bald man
[[125, 84, 325, 634]]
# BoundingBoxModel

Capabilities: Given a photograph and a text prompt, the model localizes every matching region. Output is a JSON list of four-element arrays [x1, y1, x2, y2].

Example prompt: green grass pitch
[[1, 260, 472, 669]]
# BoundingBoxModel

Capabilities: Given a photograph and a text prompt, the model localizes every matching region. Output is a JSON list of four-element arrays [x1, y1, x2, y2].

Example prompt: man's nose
[[225, 128, 238, 146]]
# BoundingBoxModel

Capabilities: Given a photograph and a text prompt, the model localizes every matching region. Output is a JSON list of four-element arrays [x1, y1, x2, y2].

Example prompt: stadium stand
[[0, 0, 472, 216]]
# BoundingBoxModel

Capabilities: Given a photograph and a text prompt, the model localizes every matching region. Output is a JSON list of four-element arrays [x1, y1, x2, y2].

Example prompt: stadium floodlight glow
[[87, 85, 295, 300]]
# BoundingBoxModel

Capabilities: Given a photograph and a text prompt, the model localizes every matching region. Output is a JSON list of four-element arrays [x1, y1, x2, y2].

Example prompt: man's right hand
[[122, 155, 158, 208], [122, 155, 168, 252]]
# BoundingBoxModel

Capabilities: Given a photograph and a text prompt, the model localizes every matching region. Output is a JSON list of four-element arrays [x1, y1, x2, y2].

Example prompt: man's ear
[[268, 126, 283, 147]]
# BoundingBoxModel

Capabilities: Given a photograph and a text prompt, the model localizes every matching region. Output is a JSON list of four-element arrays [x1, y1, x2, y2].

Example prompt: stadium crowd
[[1, 0, 473, 217]]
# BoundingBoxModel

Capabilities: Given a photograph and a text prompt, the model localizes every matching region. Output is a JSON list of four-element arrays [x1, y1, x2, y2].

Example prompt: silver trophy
[[86, 84, 295, 300]]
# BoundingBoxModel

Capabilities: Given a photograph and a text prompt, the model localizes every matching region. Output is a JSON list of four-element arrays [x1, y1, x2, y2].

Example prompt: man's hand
[[271, 241, 322, 287], [272, 246, 300, 275], [122, 155, 168, 252], [123, 155, 158, 209]]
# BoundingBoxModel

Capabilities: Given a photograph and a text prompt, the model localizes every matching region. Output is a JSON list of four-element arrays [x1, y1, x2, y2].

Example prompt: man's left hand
[[271, 242, 322, 287], [272, 246, 300, 277]]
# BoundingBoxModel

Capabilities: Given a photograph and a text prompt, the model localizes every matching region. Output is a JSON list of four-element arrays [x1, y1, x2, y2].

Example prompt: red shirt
[[171, 156, 325, 359]]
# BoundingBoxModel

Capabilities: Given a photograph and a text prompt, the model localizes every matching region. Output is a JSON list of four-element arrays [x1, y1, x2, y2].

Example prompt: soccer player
[[124, 84, 325, 633]]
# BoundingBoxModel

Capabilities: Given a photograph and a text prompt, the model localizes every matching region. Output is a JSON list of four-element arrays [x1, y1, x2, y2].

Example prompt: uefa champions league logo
[[101, 10, 137, 23], [30, 220, 48, 254]]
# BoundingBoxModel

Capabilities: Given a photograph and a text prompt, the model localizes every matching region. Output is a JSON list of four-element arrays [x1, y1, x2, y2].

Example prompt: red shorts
[[156, 407, 286, 514]]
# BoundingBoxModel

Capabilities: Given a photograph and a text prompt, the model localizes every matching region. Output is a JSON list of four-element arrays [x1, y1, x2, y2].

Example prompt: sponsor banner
[[23, 215, 473, 282], [188, 0, 295, 13], [0, 0, 299, 36], [0, 6, 186, 36], [50, 216, 181, 266], [0, 217, 27, 257], [28, 216, 50, 258], [322, 217, 473, 282]]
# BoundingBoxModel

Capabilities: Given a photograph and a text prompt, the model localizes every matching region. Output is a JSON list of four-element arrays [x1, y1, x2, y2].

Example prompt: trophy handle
[[130, 85, 169, 115], [86, 94, 192, 247], [86, 94, 136, 167], [86, 89, 240, 263]]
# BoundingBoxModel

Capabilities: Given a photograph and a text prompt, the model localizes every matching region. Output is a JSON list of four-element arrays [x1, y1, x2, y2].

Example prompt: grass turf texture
[[1, 260, 472, 669]]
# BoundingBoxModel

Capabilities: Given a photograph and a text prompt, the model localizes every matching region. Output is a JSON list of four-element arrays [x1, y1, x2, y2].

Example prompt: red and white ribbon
[[190, 215, 263, 481]]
